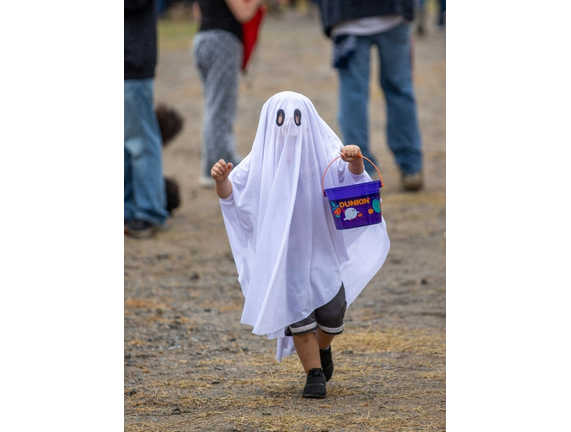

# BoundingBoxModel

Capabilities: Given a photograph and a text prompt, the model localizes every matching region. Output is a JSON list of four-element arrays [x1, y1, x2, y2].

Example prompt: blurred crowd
[[124, 0, 445, 238]]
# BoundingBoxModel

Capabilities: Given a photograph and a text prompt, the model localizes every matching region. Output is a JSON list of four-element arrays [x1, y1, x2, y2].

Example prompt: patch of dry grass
[[336, 327, 445, 356], [126, 325, 445, 431]]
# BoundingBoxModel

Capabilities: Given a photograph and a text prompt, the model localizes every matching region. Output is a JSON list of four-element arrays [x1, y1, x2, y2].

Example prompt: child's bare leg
[[315, 328, 335, 350], [292, 332, 321, 374]]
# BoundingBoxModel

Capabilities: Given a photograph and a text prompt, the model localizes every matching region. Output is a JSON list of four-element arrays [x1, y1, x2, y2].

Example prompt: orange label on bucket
[[337, 197, 371, 208]]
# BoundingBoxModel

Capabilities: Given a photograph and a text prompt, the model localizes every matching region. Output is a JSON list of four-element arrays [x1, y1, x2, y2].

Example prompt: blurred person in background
[[315, 0, 424, 191], [192, 0, 264, 188], [124, 0, 170, 238], [415, 0, 427, 35], [438, 0, 445, 27]]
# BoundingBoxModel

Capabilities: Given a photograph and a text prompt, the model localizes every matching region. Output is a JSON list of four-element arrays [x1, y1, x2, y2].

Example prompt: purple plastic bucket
[[321, 155, 384, 231], [324, 181, 382, 230]]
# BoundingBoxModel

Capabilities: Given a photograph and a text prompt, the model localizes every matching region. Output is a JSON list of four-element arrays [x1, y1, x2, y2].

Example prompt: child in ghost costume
[[211, 91, 390, 398]]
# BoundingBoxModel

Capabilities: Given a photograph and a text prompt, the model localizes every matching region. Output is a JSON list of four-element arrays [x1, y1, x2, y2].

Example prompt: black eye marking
[[276, 109, 285, 127], [294, 109, 302, 126]]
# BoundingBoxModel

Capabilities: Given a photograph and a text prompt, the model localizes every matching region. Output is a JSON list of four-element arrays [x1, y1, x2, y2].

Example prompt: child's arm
[[211, 159, 234, 199], [340, 145, 365, 175]]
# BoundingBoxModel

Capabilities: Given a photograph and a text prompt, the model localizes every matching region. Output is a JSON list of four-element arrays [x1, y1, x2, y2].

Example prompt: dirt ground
[[125, 6, 446, 431]]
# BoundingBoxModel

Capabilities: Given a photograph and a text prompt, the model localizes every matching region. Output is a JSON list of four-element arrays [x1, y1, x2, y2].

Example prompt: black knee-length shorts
[[285, 283, 347, 336]]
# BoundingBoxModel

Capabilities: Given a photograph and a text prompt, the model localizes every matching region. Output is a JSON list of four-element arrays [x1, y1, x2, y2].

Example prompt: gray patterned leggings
[[192, 30, 243, 177]]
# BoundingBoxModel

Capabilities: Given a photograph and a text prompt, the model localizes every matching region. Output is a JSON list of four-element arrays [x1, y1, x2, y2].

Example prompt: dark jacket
[[316, 0, 414, 38], [124, 0, 157, 80], [197, 0, 242, 42]]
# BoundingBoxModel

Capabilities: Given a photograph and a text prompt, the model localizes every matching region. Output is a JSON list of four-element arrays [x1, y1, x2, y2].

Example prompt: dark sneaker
[[401, 171, 423, 191], [303, 368, 326, 398], [125, 219, 160, 239], [320, 346, 334, 382]]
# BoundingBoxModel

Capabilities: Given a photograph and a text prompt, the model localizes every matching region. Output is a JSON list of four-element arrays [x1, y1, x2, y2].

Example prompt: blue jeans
[[336, 22, 422, 175], [124, 79, 169, 226]]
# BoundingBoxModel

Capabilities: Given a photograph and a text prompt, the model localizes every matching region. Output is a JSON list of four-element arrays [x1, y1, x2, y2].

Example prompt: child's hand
[[211, 159, 233, 182], [340, 145, 362, 162], [340, 145, 364, 175], [211, 159, 234, 199]]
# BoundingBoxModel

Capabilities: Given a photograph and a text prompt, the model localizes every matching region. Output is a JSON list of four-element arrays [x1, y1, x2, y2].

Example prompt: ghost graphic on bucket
[[343, 207, 360, 221]]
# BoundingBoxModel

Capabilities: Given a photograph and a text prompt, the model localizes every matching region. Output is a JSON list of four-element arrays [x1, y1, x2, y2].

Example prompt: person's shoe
[[198, 176, 215, 189], [303, 368, 326, 398], [401, 171, 424, 191], [125, 219, 160, 239], [319, 346, 334, 382]]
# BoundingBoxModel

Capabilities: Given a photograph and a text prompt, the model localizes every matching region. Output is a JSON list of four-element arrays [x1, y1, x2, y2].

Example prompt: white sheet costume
[[219, 92, 390, 361]]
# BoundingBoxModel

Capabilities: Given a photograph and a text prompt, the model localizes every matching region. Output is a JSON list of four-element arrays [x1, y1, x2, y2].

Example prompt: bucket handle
[[321, 154, 384, 197]]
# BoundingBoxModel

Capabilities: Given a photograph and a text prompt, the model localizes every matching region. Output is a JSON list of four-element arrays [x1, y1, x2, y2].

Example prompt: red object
[[241, 6, 265, 72]]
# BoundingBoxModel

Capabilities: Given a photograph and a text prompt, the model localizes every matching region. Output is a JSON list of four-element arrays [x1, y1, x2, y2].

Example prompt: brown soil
[[125, 7, 446, 431]]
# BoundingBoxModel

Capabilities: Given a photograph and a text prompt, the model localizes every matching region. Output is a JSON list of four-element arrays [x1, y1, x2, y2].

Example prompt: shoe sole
[[402, 185, 423, 192], [303, 384, 326, 398], [303, 393, 326, 398], [125, 226, 160, 239]]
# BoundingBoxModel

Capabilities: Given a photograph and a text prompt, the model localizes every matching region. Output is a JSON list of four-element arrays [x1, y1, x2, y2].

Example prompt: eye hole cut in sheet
[[275, 108, 302, 127]]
